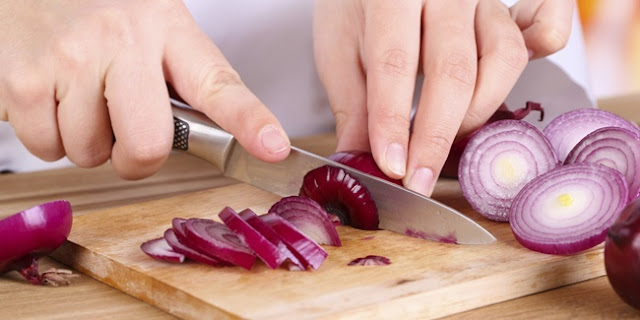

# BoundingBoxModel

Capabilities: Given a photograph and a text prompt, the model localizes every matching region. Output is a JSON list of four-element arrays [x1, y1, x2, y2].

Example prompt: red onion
[[0, 200, 74, 285], [442, 101, 544, 178], [164, 227, 225, 266], [140, 237, 185, 264], [543, 108, 639, 162], [564, 127, 640, 201], [459, 120, 559, 221], [347, 255, 391, 266], [269, 196, 341, 246], [328, 151, 402, 185], [510, 163, 628, 255], [219, 206, 285, 269], [605, 197, 640, 310], [184, 218, 256, 270], [300, 165, 379, 230], [260, 213, 327, 270]]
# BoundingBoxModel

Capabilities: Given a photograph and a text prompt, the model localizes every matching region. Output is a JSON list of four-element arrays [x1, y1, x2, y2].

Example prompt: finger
[[2, 64, 63, 161], [363, 0, 421, 179], [458, 0, 528, 136], [510, 0, 574, 59], [164, 6, 290, 163], [313, 1, 369, 153], [56, 56, 113, 168], [405, 0, 478, 196], [105, 49, 173, 180]]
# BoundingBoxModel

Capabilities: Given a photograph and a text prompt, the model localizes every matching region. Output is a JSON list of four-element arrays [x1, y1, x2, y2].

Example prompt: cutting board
[[51, 181, 606, 320]]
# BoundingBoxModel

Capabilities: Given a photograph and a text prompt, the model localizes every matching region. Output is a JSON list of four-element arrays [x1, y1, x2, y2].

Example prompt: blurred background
[[578, 0, 640, 98]]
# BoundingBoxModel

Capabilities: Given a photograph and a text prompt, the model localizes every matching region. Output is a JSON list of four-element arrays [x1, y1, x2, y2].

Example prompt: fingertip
[[403, 166, 435, 197], [382, 142, 407, 179], [257, 124, 291, 162]]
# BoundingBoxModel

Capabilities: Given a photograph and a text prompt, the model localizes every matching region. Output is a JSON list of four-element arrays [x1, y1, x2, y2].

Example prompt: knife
[[170, 99, 496, 245]]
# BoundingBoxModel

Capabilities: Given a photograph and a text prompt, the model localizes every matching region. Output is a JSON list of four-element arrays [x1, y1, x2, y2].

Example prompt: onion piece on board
[[260, 213, 327, 270], [269, 196, 341, 246], [0, 200, 74, 285], [219, 207, 285, 269], [184, 218, 256, 270], [510, 163, 628, 255], [543, 108, 639, 162], [164, 228, 224, 266], [459, 120, 559, 221], [564, 126, 640, 201], [239, 209, 305, 271], [140, 237, 185, 264], [347, 255, 391, 266]]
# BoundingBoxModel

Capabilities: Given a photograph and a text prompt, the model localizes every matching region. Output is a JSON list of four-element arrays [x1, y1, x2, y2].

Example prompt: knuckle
[[375, 48, 415, 78], [5, 69, 50, 105], [495, 35, 528, 72], [373, 109, 411, 136], [196, 64, 243, 106], [434, 52, 476, 87], [417, 127, 455, 156], [51, 36, 89, 71], [69, 149, 111, 168], [540, 27, 569, 54], [124, 132, 172, 166]]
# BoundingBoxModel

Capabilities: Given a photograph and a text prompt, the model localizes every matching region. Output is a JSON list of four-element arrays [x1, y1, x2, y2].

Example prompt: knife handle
[[170, 99, 236, 171]]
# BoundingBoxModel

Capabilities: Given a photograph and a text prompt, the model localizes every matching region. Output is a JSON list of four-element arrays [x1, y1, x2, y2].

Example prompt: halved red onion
[[219, 207, 285, 269], [510, 163, 628, 255], [260, 213, 327, 270], [347, 255, 391, 266], [564, 127, 640, 200], [300, 165, 379, 230], [543, 108, 639, 162], [239, 209, 305, 270], [459, 120, 559, 221], [163, 228, 224, 266], [328, 151, 402, 185], [0, 200, 74, 285], [269, 196, 341, 246], [140, 237, 185, 264], [184, 218, 256, 270]]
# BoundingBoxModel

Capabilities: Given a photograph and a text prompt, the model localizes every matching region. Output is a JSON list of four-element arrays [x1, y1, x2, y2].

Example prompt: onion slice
[[141, 237, 185, 263], [459, 120, 559, 221], [0, 200, 74, 285], [164, 228, 224, 266], [260, 213, 327, 270], [543, 108, 639, 162], [269, 196, 341, 246], [219, 207, 285, 269], [239, 209, 305, 270], [347, 255, 391, 266], [564, 127, 640, 200], [510, 163, 629, 255], [184, 218, 256, 270]]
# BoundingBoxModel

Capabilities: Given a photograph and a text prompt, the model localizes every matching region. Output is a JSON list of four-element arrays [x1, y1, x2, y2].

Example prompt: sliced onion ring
[[564, 126, 640, 200], [543, 108, 639, 162], [459, 120, 559, 221], [510, 163, 629, 255], [269, 196, 341, 246]]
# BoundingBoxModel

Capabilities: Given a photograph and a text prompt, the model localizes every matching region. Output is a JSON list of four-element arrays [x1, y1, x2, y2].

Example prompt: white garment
[[0, 0, 589, 173]]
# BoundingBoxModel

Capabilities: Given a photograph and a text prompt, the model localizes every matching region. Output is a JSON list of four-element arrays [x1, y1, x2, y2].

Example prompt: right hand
[[0, 0, 290, 179]]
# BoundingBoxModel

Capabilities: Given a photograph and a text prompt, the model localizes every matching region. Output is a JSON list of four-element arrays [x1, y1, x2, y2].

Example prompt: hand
[[0, 0, 290, 179], [313, 0, 573, 195]]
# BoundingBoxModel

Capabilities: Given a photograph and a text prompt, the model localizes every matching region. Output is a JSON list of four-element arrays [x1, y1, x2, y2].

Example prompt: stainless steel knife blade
[[171, 99, 496, 245]]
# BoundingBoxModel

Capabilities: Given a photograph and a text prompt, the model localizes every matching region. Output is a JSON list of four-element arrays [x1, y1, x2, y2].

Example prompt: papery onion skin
[[564, 127, 640, 201], [300, 165, 379, 230], [269, 196, 341, 246], [459, 120, 559, 222], [543, 108, 640, 162], [605, 197, 640, 310], [328, 151, 402, 185], [510, 163, 628, 255], [0, 200, 73, 285]]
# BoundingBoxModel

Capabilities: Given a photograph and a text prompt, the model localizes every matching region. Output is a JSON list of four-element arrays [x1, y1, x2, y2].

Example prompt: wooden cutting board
[[51, 181, 606, 320]]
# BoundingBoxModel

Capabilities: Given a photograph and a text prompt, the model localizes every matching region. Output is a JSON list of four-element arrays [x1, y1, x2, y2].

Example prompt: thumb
[[163, 5, 290, 163]]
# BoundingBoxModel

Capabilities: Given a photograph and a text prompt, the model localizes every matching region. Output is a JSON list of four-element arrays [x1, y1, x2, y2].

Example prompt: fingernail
[[528, 49, 535, 59], [260, 125, 289, 154], [405, 167, 434, 196], [385, 143, 406, 177]]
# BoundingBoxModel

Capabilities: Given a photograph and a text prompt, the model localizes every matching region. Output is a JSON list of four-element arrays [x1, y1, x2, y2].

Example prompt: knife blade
[[170, 99, 496, 245]]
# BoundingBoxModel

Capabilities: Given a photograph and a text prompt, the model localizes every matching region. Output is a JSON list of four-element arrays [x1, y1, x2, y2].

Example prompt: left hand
[[313, 0, 574, 196]]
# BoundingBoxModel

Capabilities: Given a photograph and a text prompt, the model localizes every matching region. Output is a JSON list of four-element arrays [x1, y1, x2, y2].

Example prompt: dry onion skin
[[510, 163, 628, 255], [543, 108, 639, 162], [564, 126, 640, 201], [459, 120, 559, 221]]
